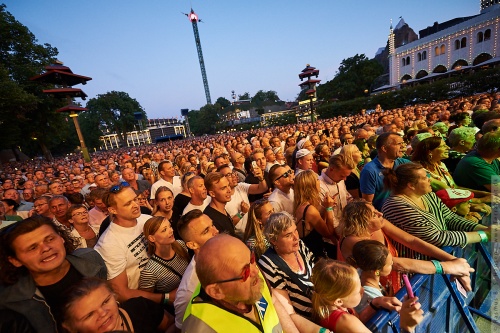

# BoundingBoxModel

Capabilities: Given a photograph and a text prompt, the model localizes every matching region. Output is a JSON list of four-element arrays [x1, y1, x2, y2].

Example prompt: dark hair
[[0, 216, 79, 285], [411, 136, 442, 167], [349, 240, 389, 271], [58, 277, 112, 330], [1, 199, 19, 211], [177, 209, 204, 242], [383, 162, 424, 194], [66, 204, 87, 221], [64, 193, 85, 205], [375, 132, 401, 150]]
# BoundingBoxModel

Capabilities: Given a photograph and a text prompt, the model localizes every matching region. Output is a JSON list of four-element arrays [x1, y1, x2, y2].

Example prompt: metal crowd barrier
[[365, 243, 499, 333]]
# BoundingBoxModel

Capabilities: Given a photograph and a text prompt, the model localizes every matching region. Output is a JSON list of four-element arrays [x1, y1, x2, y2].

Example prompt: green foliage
[[238, 92, 251, 100], [317, 54, 383, 101], [265, 112, 296, 127], [187, 103, 223, 136], [252, 90, 280, 107], [0, 4, 75, 159], [215, 97, 231, 109], [85, 91, 146, 146]]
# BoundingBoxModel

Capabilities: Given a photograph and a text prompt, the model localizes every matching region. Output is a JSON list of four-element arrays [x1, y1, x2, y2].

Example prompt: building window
[[402, 58, 406, 66], [406, 56, 410, 66], [417, 53, 422, 62], [461, 37, 467, 48], [435, 46, 440, 56], [455, 40, 460, 50], [441, 44, 446, 54], [485, 29, 491, 41], [477, 31, 484, 43], [422, 51, 427, 60]]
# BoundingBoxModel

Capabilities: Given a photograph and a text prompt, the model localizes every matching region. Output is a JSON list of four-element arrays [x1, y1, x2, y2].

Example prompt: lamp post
[[298, 64, 320, 123]]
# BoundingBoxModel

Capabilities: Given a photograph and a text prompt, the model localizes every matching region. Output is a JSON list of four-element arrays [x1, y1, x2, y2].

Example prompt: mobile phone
[[402, 274, 414, 298], [455, 280, 467, 298], [251, 161, 257, 169]]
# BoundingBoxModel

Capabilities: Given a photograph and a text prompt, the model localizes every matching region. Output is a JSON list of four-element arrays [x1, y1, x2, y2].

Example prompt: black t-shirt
[[203, 205, 235, 236], [37, 264, 82, 319], [172, 193, 192, 238], [121, 297, 164, 333]]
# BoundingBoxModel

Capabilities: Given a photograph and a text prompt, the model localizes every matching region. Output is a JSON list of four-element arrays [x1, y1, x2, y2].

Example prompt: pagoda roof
[[305, 89, 316, 95], [30, 70, 92, 86], [44, 64, 73, 73], [43, 88, 88, 100], [56, 105, 88, 113], [299, 79, 321, 86], [299, 65, 319, 79]]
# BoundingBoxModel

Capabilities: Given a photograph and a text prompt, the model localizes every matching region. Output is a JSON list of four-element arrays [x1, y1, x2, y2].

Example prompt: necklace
[[294, 252, 304, 273], [400, 194, 426, 211]]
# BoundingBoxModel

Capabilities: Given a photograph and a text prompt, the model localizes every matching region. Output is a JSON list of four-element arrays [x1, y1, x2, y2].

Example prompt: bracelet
[[236, 212, 243, 219], [163, 293, 170, 304], [319, 328, 328, 333], [325, 207, 333, 212], [431, 260, 443, 274], [477, 230, 489, 243], [369, 300, 380, 311]]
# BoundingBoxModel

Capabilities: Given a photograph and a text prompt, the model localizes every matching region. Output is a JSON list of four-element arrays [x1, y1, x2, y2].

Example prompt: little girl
[[311, 259, 423, 333]]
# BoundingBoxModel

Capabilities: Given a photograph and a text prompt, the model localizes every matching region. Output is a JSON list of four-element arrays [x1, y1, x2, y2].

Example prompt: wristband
[[431, 260, 443, 274], [325, 207, 333, 212], [319, 328, 327, 333], [477, 230, 488, 243], [236, 212, 243, 219], [369, 300, 380, 311], [163, 293, 170, 304]]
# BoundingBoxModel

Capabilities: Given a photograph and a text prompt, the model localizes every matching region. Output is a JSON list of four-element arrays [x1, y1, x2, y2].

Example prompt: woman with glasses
[[243, 199, 274, 258], [67, 204, 99, 249], [381, 163, 494, 256], [139, 216, 190, 315], [258, 212, 316, 319]]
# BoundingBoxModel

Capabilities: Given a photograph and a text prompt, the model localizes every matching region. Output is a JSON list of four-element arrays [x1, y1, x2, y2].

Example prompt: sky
[[4, 0, 481, 119]]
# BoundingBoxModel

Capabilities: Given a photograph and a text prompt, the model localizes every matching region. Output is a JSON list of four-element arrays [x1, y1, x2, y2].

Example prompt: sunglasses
[[275, 170, 293, 182], [110, 182, 130, 193], [213, 251, 256, 284]]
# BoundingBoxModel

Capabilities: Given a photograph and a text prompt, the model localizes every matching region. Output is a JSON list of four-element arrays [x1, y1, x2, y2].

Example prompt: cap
[[296, 149, 312, 159], [435, 188, 474, 209], [272, 147, 282, 155]]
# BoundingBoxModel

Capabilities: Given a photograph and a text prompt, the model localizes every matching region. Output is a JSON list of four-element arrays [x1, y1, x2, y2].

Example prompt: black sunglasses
[[275, 170, 293, 182]]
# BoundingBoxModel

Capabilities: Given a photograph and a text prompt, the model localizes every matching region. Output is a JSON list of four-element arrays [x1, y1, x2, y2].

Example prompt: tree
[[317, 54, 383, 101], [0, 4, 71, 160], [215, 97, 231, 109], [187, 103, 223, 136], [85, 91, 147, 146], [238, 92, 250, 100], [252, 90, 281, 107]]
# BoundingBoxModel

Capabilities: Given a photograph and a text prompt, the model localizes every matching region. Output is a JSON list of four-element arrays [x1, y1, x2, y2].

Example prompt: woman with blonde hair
[[243, 198, 274, 258], [294, 170, 337, 260], [339, 144, 363, 198], [311, 259, 423, 333], [152, 187, 175, 221], [139, 216, 190, 311]]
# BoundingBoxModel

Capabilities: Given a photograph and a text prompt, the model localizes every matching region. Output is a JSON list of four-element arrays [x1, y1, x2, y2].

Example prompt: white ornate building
[[388, 3, 500, 86]]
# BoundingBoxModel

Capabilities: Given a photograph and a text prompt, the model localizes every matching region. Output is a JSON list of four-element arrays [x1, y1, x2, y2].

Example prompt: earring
[[375, 270, 380, 276], [429, 153, 433, 159]]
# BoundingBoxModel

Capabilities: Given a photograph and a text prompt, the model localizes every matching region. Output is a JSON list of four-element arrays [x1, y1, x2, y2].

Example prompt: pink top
[[320, 308, 355, 332]]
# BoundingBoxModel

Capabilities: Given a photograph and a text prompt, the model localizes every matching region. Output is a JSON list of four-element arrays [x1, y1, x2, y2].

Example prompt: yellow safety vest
[[183, 273, 282, 333]]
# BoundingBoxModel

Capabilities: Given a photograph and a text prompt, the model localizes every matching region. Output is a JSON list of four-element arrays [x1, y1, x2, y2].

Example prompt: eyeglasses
[[213, 251, 256, 284], [34, 203, 48, 209], [72, 211, 88, 217], [223, 172, 235, 178], [110, 182, 130, 193], [275, 170, 293, 182]]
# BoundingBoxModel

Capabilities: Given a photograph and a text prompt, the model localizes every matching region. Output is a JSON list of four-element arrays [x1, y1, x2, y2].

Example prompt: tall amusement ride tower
[[185, 8, 212, 105]]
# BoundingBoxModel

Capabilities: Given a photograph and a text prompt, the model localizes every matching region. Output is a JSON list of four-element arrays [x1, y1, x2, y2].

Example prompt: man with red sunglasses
[[182, 234, 331, 333]]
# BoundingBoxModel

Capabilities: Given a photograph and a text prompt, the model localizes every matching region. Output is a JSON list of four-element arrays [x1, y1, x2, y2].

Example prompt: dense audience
[[0, 92, 499, 332]]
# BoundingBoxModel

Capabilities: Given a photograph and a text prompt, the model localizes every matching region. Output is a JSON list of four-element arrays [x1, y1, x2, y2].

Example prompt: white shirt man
[[295, 149, 314, 175], [268, 165, 295, 216], [182, 176, 211, 215], [150, 160, 182, 199]]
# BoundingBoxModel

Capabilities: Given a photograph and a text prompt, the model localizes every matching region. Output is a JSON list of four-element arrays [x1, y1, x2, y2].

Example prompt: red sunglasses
[[214, 251, 256, 284]]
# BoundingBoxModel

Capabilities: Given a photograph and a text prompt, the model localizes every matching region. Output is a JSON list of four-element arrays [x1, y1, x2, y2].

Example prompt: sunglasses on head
[[110, 182, 130, 193], [213, 251, 256, 284]]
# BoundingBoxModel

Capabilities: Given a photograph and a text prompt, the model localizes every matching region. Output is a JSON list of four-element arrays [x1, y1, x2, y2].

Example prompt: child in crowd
[[435, 188, 482, 222]]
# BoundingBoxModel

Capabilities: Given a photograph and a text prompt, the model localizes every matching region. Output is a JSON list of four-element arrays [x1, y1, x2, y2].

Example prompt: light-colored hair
[[341, 200, 373, 237], [293, 170, 321, 214], [311, 259, 358, 320], [243, 199, 270, 257], [263, 211, 294, 243], [339, 144, 360, 177], [152, 186, 173, 215]]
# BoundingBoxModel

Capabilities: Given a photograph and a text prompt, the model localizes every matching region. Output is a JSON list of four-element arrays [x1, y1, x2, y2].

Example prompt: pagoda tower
[[30, 62, 92, 162], [298, 64, 320, 123]]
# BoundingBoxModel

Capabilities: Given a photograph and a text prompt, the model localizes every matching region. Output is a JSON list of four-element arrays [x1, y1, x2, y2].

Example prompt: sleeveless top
[[320, 308, 355, 332], [300, 204, 325, 260]]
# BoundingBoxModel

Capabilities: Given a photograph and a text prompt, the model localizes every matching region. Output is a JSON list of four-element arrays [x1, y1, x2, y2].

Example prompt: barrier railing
[[365, 243, 499, 333]]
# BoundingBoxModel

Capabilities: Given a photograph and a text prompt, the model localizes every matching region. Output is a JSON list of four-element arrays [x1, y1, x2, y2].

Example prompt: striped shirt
[[139, 240, 189, 293], [381, 193, 478, 260], [258, 240, 314, 318]]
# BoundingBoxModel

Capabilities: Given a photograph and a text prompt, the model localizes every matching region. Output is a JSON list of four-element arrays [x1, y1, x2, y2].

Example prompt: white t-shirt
[[226, 183, 250, 237], [95, 214, 151, 289], [268, 188, 294, 216], [150, 177, 182, 199], [174, 257, 199, 329], [182, 197, 211, 215]]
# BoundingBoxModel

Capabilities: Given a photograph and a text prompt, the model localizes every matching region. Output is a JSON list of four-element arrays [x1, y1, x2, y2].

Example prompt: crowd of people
[[0, 92, 498, 332]]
